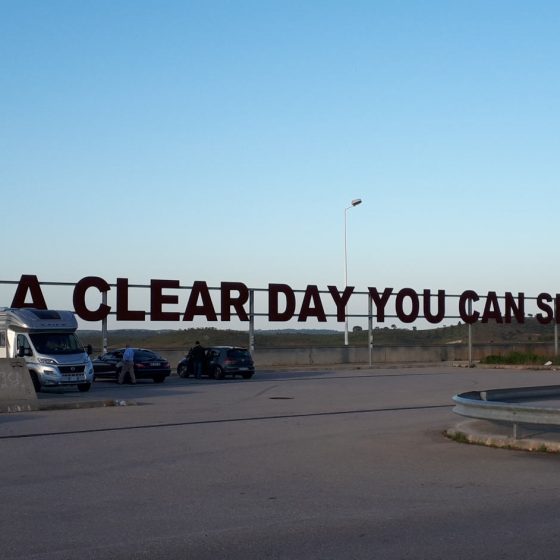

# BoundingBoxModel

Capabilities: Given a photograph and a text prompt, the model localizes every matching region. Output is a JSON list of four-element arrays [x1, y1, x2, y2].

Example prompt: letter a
[[11, 274, 48, 309]]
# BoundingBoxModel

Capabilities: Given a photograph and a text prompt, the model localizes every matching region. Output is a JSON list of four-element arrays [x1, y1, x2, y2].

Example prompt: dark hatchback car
[[92, 348, 171, 383], [177, 346, 255, 380]]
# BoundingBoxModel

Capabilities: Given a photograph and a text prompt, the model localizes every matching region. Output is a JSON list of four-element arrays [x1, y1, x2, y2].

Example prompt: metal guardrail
[[452, 385, 560, 439]]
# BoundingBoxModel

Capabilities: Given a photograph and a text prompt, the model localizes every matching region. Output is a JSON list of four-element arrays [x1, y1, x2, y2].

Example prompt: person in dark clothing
[[190, 341, 205, 379]]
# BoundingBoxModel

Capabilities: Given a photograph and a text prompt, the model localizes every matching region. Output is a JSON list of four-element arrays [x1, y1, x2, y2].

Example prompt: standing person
[[118, 344, 136, 384], [191, 341, 205, 379]]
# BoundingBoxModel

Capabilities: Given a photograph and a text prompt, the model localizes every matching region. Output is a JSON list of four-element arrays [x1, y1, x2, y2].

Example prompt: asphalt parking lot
[[3, 366, 560, 559]]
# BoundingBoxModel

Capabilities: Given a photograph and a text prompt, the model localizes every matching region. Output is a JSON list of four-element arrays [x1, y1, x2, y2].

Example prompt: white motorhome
[[0, 308, 94, 392]]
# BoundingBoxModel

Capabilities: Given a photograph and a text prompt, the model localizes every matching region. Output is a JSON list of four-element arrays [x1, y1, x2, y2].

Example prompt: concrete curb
[[446, 419, 560, 453], [475, 364, 560, 371], [258, 361, 467, 372], [37, 399, 137, 412]]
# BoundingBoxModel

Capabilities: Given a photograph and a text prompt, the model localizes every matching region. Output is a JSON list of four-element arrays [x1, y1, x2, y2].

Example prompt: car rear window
[[227, 349, 251, 359], [135, 350, 160, 360]]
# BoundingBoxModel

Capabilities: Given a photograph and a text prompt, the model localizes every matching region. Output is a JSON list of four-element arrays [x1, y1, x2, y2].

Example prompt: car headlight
[[38, 358, 57, 365]]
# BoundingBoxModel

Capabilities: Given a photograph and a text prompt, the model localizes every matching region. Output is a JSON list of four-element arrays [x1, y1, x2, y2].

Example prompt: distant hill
[[78, 319, 557, 352]]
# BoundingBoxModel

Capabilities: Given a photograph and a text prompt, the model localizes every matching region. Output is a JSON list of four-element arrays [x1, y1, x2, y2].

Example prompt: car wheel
[[153, 374, 166, 383], [214, 366, 224, 380], [177, 364, 187, 377], [77, 382, 91, 392], [241, 373, 253, 380]]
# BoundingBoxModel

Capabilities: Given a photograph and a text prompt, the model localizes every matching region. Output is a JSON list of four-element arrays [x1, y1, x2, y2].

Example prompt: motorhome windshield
[[30, 333, 84, 355]]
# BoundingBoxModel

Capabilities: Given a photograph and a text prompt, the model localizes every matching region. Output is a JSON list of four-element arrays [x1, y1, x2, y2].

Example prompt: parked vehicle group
[[1, 307, 255, 394], [91, 344, 255, 383], [177, 345, 255, 380]]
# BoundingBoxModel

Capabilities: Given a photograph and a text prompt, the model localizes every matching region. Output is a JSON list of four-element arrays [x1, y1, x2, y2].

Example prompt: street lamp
[[344, 198, 362, 345]]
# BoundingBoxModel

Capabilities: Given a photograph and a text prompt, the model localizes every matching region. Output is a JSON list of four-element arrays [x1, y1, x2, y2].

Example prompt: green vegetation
[[77, 317, 560, 354], [480, 352, 560, 366], [446, 431, 470, 444]]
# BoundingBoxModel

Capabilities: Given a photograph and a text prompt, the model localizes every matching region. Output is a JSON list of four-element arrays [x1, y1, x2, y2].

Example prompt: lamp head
[[351, 199, 362, 207]]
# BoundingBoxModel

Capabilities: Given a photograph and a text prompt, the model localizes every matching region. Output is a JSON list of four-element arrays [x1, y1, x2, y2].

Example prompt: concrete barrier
[[154, 345, 460, 371], [0, 358, 39, 413], [96, 342, 560, 373]]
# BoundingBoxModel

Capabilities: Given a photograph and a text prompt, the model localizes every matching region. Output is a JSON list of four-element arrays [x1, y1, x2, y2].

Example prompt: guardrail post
[[102, 291, 108, 353], [249, 289, 255, 352], [368, 297, 373, 367], [513, 423, 518, 440], [468, 300, 473, 367]]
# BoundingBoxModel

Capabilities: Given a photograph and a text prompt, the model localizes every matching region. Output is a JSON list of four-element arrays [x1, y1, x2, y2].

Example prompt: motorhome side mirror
[[86, 344, 93, 355], [17, 347, 25, 358]]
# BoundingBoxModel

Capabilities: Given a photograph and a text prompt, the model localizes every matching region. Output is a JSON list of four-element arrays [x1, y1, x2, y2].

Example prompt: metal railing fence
[[1, 279, 559, 365]]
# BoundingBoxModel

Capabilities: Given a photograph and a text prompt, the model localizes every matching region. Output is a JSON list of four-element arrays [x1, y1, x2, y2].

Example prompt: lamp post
[[344, 198, 362, 345]]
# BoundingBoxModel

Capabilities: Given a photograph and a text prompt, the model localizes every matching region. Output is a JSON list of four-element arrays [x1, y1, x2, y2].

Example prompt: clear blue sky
[[1, 1, 559, 328]]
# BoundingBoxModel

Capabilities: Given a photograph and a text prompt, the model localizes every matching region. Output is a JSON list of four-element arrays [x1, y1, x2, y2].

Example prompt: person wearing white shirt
[[118, 344, 136, 384]]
